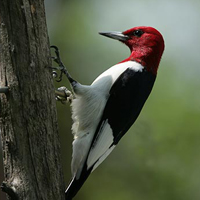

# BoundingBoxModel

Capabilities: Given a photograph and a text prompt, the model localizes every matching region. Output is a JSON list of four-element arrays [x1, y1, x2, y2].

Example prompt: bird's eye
[[133, 29, 144, 37]]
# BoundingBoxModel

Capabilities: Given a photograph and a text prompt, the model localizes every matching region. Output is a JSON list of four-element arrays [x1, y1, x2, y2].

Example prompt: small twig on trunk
[[0, 87, 9, 93]]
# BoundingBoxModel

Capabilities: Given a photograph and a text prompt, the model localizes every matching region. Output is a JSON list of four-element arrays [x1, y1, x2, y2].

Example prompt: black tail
[[65, 167, 92, 200]]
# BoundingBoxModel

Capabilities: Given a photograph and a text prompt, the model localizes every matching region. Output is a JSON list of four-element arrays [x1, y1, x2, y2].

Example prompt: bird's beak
[[99, 31, 129, 42]]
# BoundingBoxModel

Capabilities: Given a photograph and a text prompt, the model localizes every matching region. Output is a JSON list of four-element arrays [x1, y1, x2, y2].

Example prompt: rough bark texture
[[0, 0, 65, 199]]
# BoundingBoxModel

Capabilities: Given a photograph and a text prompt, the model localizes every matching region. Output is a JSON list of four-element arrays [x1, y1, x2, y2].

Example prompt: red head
[[99, 26, 165, 74]]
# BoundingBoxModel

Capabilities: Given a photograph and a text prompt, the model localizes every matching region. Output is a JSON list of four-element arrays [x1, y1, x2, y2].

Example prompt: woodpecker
[[59, 26, 165, 199]]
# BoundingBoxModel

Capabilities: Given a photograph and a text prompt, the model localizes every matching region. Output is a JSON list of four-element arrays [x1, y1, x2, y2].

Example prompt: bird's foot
[[55, 86, 73, 104], [50, 45, 67, 82], [50, 45, 77, 85]]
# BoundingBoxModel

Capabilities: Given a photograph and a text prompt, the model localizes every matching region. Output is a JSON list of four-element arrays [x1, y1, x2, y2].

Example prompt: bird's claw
[[55, 86, 73, 104], [50, 45, 67, 82], [51, 45, 62, 65]]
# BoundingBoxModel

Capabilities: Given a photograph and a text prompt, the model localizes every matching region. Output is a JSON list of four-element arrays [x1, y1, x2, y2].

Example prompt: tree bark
[[0, 0, 65, 199]]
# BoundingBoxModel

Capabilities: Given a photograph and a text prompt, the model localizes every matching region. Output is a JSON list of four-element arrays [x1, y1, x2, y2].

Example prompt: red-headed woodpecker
[[65, 26, 165, 199]]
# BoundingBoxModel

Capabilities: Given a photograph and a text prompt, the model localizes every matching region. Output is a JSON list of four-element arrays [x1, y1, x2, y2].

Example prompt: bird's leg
[[50, 45, 78, 103]]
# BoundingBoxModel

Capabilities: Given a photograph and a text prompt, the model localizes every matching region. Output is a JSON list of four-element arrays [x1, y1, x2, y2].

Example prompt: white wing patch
[[92, 145, 115, 172], [87, 120, 115, 170]]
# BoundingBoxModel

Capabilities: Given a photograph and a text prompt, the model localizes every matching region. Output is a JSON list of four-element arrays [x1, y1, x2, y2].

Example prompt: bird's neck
[[120, 48, 162, 75]]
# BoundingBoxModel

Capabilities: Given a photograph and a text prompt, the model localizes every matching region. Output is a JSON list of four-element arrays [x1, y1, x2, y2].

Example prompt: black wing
[[102, 68, 156, 144]]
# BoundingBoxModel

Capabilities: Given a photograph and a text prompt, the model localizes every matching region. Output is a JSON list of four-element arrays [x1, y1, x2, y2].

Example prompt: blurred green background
[[1, 0, 200, 199]]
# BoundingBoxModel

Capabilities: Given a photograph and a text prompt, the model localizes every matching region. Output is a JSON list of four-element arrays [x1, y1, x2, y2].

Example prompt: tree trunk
[[0, 0, 65, 199]]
